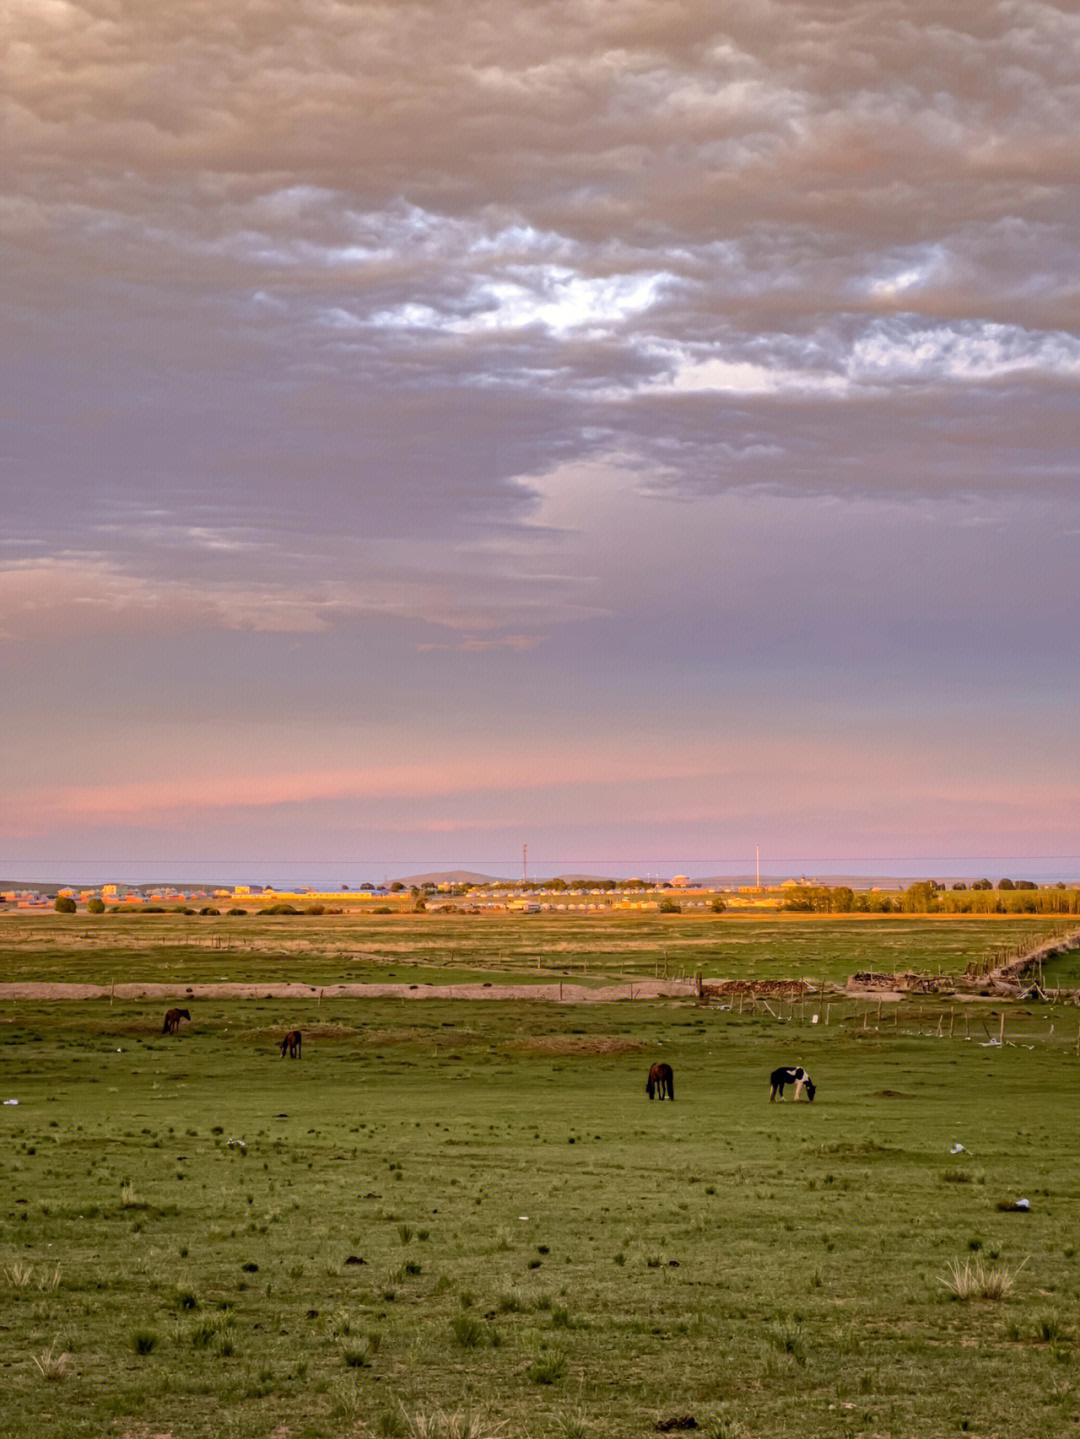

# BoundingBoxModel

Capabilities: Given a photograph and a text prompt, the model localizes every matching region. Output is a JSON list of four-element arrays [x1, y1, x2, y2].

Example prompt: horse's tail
[[646, 1073, 655, 1099]]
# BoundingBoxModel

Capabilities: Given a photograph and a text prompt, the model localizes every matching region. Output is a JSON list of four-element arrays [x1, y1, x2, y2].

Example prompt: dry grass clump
[[940, 1255, 1027, 1301], [31, 1339, 69, 1381], [399, 1408, 504, 1439]]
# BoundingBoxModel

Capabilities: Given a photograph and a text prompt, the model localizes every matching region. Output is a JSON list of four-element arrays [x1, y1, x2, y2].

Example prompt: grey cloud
[[4, 0, 1080, 620]]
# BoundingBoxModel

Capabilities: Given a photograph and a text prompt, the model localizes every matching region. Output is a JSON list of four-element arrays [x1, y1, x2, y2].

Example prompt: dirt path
[[0, 977, 698, 1004]]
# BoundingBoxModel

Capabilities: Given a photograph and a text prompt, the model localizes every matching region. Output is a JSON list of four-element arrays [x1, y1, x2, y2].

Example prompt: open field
[[4, 984, 1080, 1439], [1, 912, 1075, 989]]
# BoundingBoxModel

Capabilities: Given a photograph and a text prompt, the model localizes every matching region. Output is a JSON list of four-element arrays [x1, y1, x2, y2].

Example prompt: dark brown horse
[[162, 1007, 190, 1035], [279, 1030, 302, 1059], [646, 1062, 674, 1100]]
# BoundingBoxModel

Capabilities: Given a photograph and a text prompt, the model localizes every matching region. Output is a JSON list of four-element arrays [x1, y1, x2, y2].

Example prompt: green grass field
[[4, 982, 1080, 1438], [1, 911, 1074, 988]]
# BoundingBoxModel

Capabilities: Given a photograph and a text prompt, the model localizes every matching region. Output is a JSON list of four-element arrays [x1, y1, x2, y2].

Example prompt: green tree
[[54, 895, 76, 913], [901, 881, 938, 913], [86, 897, 106, 914], [997, 878, 1015, 891]]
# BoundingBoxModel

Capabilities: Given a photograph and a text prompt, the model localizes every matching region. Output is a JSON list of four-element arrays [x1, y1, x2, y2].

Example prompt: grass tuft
[[399, 1407, 503, 1439], [940, 1255, 1027, 1301], [450, 1314, 485, 1349], [526, 1350, 567, 1384], [31, 1339, 69, 1381]]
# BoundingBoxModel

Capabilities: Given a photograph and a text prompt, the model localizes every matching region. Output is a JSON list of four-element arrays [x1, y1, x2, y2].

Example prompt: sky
[[3, 0, 1080, 886]]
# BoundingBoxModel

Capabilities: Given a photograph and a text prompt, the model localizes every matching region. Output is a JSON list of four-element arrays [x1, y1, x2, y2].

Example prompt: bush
[[199, 906, 220, 916], [657, 898, 681, 914], [86, 897, 106, 914], [262, 903, 300, 915], [227, 907, 248, 916], [53, 896, 76, 914], [305, 904, 325, 915]]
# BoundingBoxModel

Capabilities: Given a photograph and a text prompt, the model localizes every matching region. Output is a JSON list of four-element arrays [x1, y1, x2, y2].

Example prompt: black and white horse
[[769, 1066, 815, 1102]]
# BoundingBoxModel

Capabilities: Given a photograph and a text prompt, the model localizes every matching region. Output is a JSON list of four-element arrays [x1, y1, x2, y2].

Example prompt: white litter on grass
[[1015, 1198, 1030, 1210], [227, 1138, 246, 1149], [518, 1215, 529, 1220], [3, 1098, 18, 1105], [950, 1143, 966, 1154], [980, 1038, 1001, 1047]]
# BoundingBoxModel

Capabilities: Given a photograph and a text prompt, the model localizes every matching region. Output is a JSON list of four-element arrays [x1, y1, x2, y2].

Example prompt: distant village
[[2, 875, 840, 914], [6, 873, 1072, 917]]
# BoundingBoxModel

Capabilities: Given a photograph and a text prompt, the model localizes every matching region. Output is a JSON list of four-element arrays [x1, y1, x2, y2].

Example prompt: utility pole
[[522, 843, 528, 884]]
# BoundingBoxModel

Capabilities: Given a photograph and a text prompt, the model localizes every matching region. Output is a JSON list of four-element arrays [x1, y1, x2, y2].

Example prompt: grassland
[[1, 910, 1074, 988], [3, 914, 1080, 1437]]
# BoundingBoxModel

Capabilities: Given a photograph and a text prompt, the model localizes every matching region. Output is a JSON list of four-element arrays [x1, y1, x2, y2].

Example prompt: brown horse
[[279, 1030, 302, 1059], [162, 1007, 190, 1035], [646, 1062, 674, 1100]]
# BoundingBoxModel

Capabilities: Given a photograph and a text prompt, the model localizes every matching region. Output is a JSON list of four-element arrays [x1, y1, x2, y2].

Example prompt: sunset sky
[[4, 1, 1079, 885]]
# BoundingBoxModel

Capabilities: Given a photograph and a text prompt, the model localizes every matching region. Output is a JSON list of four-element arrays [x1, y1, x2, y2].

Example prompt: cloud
[[5, 0, 1080, 870]]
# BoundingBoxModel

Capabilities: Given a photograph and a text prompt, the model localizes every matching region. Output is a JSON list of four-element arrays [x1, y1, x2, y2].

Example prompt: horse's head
[[803, 1078, 816, 1102]]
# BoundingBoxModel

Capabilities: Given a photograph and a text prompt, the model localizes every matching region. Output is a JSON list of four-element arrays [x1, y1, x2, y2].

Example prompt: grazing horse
[[646, 1062, 675, 1100], [769, 1066, 815, 1102], [279, 1029, 302, 1059], [162, 1007, 190, 1035]]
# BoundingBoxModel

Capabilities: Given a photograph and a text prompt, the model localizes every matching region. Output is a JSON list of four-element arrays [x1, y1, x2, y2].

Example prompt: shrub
[[199, 906, 220, 915], [130, 1329, 158, 1354], [227, 907, 248, 916], [54, 896, 77, 914], [86, 898, 105, 914]]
